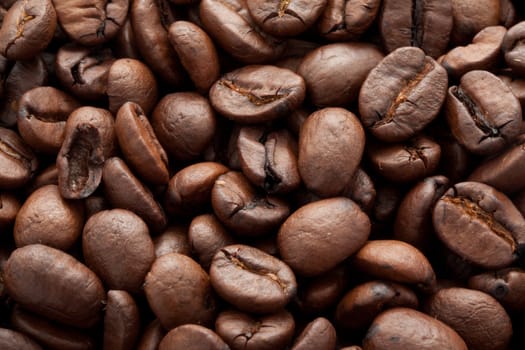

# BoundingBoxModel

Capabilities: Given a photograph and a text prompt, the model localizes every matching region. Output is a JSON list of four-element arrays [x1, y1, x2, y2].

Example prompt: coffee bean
[[3, 244, 105, 328], [433, 181, 525, 269], [159, 324, 228, 350], [450, 0, 500, 45], [0, 127, 38, 189], [210, 244, 297, 313], [103, 290, 140, 350], [136, 320, 164, 350], [291, 317, 336, 350], [469, 267, 525, 311], [153, 225, 191, 258]]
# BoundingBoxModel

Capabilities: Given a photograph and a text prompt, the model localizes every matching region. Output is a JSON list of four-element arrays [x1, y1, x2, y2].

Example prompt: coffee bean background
[[1, 0, 525, 349]]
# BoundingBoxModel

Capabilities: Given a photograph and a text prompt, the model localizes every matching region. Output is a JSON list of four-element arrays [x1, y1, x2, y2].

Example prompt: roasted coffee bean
[[136, 319, 164, 350], [343, 168, 376, 214], [0, 0, 56, 60], [278, 197, 370, 276], [188, 214, 236, 269], [424, 287, 512, 350], [441, 26, 506, 79], [298, 107, 365, 197], [433, 181, 525, 269], [83, 209, 154, 293], [363, 307, 468, 350], [379, 0, 453, 58], [17, 86, 80, 155], [335, 280, 419, 331], [0, 55, 48, 127], [367, 135, 441, 184], [210, 65, 306, 124], [10, 305, 95, 350], [316, 0, 381, 41], [352, 240, 437, 292], [130, 0, 184, 86], [247, 0, 327, 37], [14, 184, 84, 250], [469, 267, 525, 311], [0, 127, 38, 189], [115, 102, 168, 186], [152, 92, 216, 160], [165, 162, 229, 217], [503, 21, 525, 76], [0, 192, 20, 230], [3, 244, 105, 328], [53, 0, 129, 46], [216, 309, 295, 350], [298, 43, 383, 107], [445, 70, 521, 155], [154, 225, 191, 258], [359, 47, 448, 142], [291, 317, 336, 350], [112, 17, 141, 60], [103, 290, 140, 350], [237, 126, 300, 194], [450, 0, 501, 45], [499, 73, 525, 109], [107, 58, 158, 115], [168, 20, 220, 94], [393, 176, 449, 250], [55, 44, 115, 102], [159, 324, 229, 350], [210, 244, 297, 313], [0, 328, 43, 350], [102, 157, 167, 233], [200, 0, 286, 63], [144, 253, 216, 330], [211, 171, 290, 236], [57, 106, 115, 199]]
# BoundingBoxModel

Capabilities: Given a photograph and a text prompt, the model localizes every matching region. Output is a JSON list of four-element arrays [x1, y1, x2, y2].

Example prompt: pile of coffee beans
[[2, 0, 525, 349]]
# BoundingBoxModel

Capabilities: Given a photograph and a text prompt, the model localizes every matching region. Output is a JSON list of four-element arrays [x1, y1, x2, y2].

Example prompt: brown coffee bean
[[17, 86, 80, 155], [0, 192, 20, 230], [291, 317, 336, 350], [152, 92, 216, 160], [441, 26, 507, 79], [0, 328, 43, 350], [367, 135, 441, 184], [247, 0, 328, 37], [83, 209, 154, 293], [165, 162, 229, 217], [144, 253, 216, 330], [103, 290, 140, 350], [469, 267, 525, 311], [11, 305, 95, 350], [188, 214, 236, 269], [433, 181, 525, 269], [363, 307, 468, 350], [168, 20, 220, 94], [335, 281, 419, 331], [3, 244, 105, 328], [211, 171, 290, 236], [153, 225, 191, 258], [215, 309, 295, 350], [352, 240, 436, 292], [136, 319, 164, 350], [298, 107, 365, 197], [450, 0, 500, 45], [53, 0, 129, 46], [0, 127, 38, 189], [57, 106, 115, 199], [424, 287, 512, 350], [200, 0, 285, 63], [210, 244, 297, 313], [14, 184, 84, 250], [278, 197, 370, 277], [379, 0, 453, 58], [237, 126, 300, 194], [445, 70, 521, 156], [393, 176, 450, 250], [298, 43, 383, 107], [55, 44, 115, 102], [0, 0, 56, 60], [102, 157, 167, 233], [159, 324, 228, 350], [343, 167, 377, 214], [107, 58, 158, 115], [316, 0, 381, 41], [359, 47, 448, 142], [113, 17, 141, 60], [115, 102, 169, 186], [209, 65, 306, 124]]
